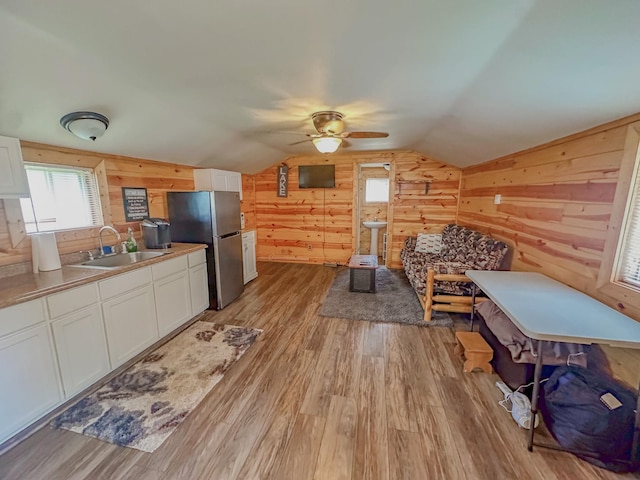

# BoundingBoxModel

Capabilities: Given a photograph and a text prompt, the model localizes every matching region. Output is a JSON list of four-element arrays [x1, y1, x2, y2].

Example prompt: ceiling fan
[[290, 111, 389, 153]]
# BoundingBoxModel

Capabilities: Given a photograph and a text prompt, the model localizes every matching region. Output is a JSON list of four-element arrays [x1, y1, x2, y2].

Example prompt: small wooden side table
[[348, 255, 379, 293]]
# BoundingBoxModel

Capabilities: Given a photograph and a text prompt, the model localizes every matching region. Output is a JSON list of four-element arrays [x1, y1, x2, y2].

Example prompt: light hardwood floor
[[0, 262, 637, 479]]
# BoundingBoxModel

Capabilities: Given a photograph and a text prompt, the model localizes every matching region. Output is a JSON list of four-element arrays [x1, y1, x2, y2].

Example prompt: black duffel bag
[[540, 366, 639, 473]]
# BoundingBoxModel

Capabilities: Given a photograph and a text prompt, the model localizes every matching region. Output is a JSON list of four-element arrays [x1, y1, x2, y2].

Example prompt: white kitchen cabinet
[[242, 230, 258, 284], [0, 324, 62, 444], [194, 168, 243, 200], [153, 256, 192, 336], [0, 135, 30, 198], [188, 250, 209, 314], [102, 284, 158, 368], [51, 305, 110, 397], [0, 250, 210, 445]]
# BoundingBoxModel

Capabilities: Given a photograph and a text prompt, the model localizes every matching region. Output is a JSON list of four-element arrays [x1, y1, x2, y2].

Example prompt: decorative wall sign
[[277, 165, 288, 197], [122, 187, 149, 221]]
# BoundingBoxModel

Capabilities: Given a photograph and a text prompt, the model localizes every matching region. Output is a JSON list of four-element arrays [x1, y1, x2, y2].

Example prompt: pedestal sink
[[362, 221, 387, 256]]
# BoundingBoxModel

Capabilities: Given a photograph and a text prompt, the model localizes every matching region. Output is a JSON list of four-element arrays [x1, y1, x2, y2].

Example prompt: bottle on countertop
[[125, 227, 138, 253]]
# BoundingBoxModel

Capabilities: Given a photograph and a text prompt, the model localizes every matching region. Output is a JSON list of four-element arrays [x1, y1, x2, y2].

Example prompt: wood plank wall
[[458, 114, 640, 321], [0, 142, 195, 267], [255, 155, 354, 265], [241, 174, 256, 232], [389, 154, 461, 268], [254, 151, 460, 267]]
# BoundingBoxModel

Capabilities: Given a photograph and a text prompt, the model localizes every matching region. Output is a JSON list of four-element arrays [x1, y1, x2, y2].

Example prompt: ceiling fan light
[[60, 111, 109, 141], [312, 137, 342, 154]]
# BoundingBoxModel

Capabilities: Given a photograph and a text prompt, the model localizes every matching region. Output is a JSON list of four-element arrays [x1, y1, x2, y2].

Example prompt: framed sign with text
[[122, 187, 150, 221], [277, 165, 288, 197]]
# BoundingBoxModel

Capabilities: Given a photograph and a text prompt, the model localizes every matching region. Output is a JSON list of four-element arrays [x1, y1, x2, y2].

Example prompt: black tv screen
[[298, 165, 335, 188]]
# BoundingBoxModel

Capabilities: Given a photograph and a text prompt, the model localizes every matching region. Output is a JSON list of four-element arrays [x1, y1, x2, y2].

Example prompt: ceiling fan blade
[[341, 140, 352, 148], [343, 131, 389, 139], [289, 139, 312, 146]]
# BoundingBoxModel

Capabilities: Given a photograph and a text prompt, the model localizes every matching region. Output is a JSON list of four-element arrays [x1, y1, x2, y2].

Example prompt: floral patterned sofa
[[400, 224, 509, 321]]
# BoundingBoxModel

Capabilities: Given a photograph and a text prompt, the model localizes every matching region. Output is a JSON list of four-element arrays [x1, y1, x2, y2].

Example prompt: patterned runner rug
[[52, 321, 261, 452]]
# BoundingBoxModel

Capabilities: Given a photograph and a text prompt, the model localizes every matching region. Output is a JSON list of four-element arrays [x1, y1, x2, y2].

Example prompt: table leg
[[528, 340, 544, 452], [470, 283, 477, 331]]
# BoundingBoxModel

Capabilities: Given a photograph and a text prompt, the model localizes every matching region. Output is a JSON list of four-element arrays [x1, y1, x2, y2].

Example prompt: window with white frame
[[616, 150, 640, 288], [19, 162, 103, 233], [365, 178, 389, 203]]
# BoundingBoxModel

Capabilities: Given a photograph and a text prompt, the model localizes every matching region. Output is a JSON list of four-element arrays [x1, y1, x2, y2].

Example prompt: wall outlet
[[494, 194, 501, 205], [240, 212, 245, 229]]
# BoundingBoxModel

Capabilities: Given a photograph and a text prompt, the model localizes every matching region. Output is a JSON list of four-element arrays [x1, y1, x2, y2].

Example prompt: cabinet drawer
[[152, 255, 188, 280], [0, 299, 46, 338], [99, 267, 152, 300], [47, 283, 99, 319], [188, 249, 206, 267]]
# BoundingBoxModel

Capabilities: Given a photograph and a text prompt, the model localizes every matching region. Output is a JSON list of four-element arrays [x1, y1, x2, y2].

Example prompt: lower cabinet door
[[154, 271, 192, 336], [189, 263, 209, 315], [51, 305, 110, 398], [0, 324, 62, 444], [102, 285, 158, 368]]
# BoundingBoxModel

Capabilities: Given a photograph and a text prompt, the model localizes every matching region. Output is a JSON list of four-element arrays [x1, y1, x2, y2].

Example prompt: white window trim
[[364, 177, 390, 203], [21, 162, 104, 233], [4, 152, 111, 248], [597, 121, 640, 301]]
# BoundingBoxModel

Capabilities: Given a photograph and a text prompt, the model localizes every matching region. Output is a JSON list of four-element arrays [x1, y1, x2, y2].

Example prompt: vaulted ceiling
[[1, 1, 640, 173]]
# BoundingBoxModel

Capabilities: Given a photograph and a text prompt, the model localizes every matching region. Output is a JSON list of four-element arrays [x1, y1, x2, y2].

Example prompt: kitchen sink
[[69, 251, 167, 269]]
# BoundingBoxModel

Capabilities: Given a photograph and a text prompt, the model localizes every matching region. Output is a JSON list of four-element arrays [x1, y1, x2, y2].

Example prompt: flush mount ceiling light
[[60, 111, 109, 141], [312, 136, 342, 154]]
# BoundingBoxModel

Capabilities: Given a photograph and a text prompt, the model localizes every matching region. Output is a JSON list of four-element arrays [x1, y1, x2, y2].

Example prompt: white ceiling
[[1, 0, 640, 173]]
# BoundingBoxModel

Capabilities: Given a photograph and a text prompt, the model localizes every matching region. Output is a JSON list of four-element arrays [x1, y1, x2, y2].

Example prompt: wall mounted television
[[298, 165, 335, 188]]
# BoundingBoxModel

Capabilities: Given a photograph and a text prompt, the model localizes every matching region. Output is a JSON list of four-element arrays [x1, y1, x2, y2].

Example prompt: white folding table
[[466, 270, 640, 456]]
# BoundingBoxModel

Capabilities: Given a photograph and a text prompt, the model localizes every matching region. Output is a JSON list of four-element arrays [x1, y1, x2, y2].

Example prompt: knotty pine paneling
[[0, 142, 195, 267], [389, 155, 461, 268], [255, 151, 460, 267], [459, 115, 640, 321], [255, 156, 354, 265], [241, 174, 257, 232]]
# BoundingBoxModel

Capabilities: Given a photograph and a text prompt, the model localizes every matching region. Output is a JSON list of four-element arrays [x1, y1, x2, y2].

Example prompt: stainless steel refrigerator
[[167, 191, 244, 310]]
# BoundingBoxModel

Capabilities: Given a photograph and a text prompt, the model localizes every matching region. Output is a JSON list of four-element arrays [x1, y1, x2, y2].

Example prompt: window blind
[[618, 155, 640, 288], [20, 163, 103, 233]]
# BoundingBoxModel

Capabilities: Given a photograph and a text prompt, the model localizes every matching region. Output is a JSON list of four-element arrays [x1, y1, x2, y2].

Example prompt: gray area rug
[[320, 267, 453, 327], [52, 321, 262, 452]]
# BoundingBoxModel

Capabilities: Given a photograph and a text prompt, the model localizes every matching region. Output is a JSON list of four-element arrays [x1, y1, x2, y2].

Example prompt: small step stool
[[454, 331, 494, 374]]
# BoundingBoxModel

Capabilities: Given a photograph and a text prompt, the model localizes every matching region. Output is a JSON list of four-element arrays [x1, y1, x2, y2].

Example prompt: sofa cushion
[[440, 224, 508, 270], [415, 233, 442, 254]]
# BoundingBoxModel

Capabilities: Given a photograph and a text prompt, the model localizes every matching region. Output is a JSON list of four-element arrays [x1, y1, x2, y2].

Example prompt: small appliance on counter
[[32, 232, 62, 273], [141, 218, 171, 249]]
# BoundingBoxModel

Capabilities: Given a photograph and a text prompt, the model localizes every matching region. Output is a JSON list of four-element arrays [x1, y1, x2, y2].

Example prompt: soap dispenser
[[125, 227, 138, 253]]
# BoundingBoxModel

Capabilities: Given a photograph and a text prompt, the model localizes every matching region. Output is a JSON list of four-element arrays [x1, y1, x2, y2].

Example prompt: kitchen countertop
[[0, 243, 207, 310]]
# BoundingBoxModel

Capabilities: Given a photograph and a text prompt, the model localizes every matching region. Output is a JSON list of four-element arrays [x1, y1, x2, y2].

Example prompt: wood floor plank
[[362, 322, 387, 358], [387, 428, 430, 480], [272, 414, 326, 480], [352, 356, 389, 480], [0, 262, 632, 480], [384, 327, 420, 432], [235, 350, 317, 480], [313, 395, 358, 480]]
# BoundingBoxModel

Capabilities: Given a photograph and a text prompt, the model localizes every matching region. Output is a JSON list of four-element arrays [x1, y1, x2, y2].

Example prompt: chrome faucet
[[98, 226, 122, 256]]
